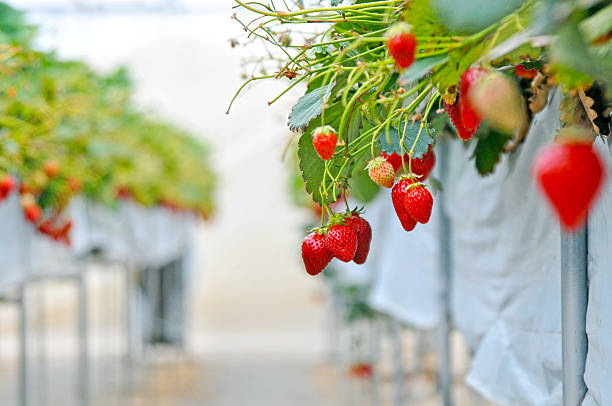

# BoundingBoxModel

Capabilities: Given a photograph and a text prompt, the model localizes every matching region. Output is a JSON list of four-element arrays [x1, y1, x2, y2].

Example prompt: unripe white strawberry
[[467, 71, 526, 135], [366, 157, 395, 188]]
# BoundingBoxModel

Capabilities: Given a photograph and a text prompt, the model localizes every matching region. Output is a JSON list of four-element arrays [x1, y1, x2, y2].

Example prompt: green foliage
[[377, 120, 435, 159], [0, 5, 216, 216], [472, 127, 512, 175], [403, 0, 448, 38], [400, 54, 448, 83], [288, 82, 334, 132], [234, 0, 612, 206], [432, 0, 524, 34]]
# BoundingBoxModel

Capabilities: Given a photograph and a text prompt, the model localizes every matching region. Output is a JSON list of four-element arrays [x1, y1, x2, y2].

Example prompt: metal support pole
[[36, 286, 47, 406], [18, 285, 29, 406], [369, 319, 380, 406], [124, 264, 142, 364], [77, 274, 90, 406], [390, 319, 404, 406], [437, 138, 453, 406], [561, 226, 588, 406]]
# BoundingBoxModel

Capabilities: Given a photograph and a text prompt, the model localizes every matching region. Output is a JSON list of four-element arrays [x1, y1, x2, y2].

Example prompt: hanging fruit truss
[[229, 0, 612, 273]]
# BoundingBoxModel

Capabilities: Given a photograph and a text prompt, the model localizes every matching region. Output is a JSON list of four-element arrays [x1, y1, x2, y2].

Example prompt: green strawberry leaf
[[377, 120, 435, 159], [432, 0, 523, 34], [288, 82, 335, 132], [401, 54, 448, 83], [472, 127, 511, 176], [429, 112, 449, 137], [348, 165, 380, 203], [403, 0, 448, 38]]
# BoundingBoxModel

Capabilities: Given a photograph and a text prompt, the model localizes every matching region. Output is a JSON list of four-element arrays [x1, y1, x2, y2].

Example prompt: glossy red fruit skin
[[38, 220, 54, 235], [325, 224, 358, 262], [346, 214, 372, 265], [391, 178, 417, 231], [533, 142, 605, 231], [459, 67, 487, 130], [381, 152, 403, 172], [313, 131, 338, 160], [404, 185, 433, 224], [23, 204, 42, 223], [411, 148, 436, 180], [515, 64, 538, 79], [301, 232, 333, 276], [0, 175, 15, 197], [444, 99, 478, 140], [387, 32, 417, 69]]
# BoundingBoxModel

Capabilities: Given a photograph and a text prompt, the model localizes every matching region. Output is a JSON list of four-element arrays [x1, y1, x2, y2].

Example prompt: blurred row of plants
[[0, 3, 215, 220]]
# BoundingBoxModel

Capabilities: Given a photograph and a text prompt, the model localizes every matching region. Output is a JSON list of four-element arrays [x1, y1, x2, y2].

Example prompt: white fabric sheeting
[[0, 197, 195, 292], [447, 89, 564, 406], [582, 138, 612, 406], [368, 179, 440, 329]]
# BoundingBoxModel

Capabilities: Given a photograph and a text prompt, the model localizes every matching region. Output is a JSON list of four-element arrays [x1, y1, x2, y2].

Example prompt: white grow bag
[[444, 89, 564, 406]]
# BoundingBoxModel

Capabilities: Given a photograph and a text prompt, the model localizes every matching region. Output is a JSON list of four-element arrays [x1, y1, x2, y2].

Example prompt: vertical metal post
[[390, 319, 404, 406], [77, 274, 90, 406], [124, 264, 142, 364], [36, 286, 47, 406], [561, 226, 588, 406], [18, 285, 28, 406], [437, 138, 453, 406], [369, 319, 380, 406]]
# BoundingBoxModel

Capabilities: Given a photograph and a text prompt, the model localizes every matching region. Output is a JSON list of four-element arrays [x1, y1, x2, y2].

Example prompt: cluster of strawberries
[[301, 212, 372, 276], [367, 148, 436, 232], [4, 161, 75, 245]]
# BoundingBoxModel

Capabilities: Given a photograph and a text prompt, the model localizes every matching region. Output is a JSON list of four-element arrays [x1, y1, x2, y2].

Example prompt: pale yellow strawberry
[[366, 157, 395, 188]]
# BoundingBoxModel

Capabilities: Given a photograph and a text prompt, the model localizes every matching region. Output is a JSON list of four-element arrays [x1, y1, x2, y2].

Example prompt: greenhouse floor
[[0, 347, 495, 406]]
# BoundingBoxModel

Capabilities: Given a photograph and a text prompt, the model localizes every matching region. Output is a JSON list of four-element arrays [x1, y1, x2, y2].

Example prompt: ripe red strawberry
[[366, 157, 395, 188], [459, 67, 488, 130], [0, 175, 15, 197], [411, 147, 436, 180], [387, 22, 417, 69], [38, 220, 54, 236], [43, 160, 60, 178], [443, 99, 478, 140], [301, 231, 333, 276], [23, 203, 42, 223], [312, 126, 337, 160], [349, 363, 373, 379], [404, 184, 433, 224], [533, 140, 605, 231], [325, 223, 358, 262], [381, 152, 403, 172], [515, 64, 538, 79], [346, 213, 372, 265], [391, 178, 417, 231]]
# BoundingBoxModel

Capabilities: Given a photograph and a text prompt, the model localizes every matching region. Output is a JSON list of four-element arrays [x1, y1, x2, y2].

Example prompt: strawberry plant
[[0, 4, 216, 241], [230, 0, 612, 273]]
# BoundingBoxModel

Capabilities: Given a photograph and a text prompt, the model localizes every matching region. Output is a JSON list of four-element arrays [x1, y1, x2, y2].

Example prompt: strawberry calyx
[[365, 156, 387, 170], [386, 21, 413, 38], [327, 212, 351, 227], [312, 125, 337, 137], [407, 181, 426, 191]]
